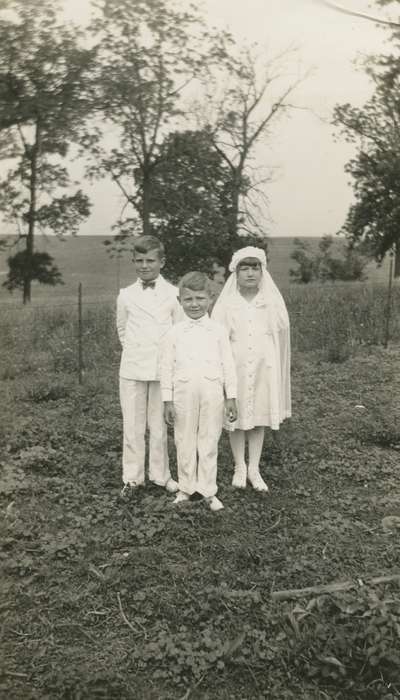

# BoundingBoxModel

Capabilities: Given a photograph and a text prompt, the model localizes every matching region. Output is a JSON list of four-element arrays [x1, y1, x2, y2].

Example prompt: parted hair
[[133, 236, 165, 258], [179, 271, 213, 296]]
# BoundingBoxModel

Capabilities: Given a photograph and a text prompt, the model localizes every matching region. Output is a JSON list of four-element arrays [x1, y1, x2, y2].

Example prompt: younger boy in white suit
[[160, 272, 237, 511], [117, 236, 181, 499]]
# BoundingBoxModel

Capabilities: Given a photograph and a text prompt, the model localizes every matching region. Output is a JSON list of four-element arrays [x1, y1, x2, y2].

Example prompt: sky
[[1, 0, 397, 238]]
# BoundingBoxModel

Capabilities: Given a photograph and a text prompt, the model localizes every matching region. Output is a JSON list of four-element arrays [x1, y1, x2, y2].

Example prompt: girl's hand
[[164, 402, 176, 426], [225, 398, 237, 423]]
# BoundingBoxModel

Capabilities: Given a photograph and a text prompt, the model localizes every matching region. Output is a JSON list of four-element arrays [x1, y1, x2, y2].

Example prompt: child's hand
[[164, 402, 176, 426], [225, 398, 237, 423]]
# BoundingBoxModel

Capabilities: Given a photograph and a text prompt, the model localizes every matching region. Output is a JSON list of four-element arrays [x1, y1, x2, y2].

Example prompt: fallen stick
[[117, 592, 142, 636], [271, 574, 400, 601]]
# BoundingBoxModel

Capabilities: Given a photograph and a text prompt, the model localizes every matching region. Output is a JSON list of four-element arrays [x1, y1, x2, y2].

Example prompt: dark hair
[[237, 257, 261, 269], [133, 236, 165, 258], [179, 271, 213, 296]]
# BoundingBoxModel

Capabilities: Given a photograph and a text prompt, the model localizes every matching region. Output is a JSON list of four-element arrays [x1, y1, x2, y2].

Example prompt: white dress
[[212, 290, 288, 431]]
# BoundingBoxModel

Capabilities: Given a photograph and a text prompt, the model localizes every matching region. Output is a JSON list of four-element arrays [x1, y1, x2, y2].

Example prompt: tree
[[2, 250, 63, 292], [289, 238, 316, 283], [290, 235, 369, 283], [143, 128, 259, 277], [86, 0, 223, 239], [334, 91, 400, 267], [104, 128, 266, 280], [197, 47, 302, 242], [333, 2, 400, 272], [0, 0, 95, 302]]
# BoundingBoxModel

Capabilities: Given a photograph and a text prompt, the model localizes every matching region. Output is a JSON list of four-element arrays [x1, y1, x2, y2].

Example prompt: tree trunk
[[228, 168, 242, 249], [141, 165, 152, 236], [394, 240, 400, 279], [23, 121, 41, 304]]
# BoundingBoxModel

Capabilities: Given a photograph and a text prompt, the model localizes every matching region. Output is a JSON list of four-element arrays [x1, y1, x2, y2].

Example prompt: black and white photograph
[[1, 0, 399, 698]]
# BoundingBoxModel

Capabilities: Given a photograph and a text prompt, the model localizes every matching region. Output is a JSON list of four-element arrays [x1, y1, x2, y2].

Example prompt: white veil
[[212, 246, 291, 423]]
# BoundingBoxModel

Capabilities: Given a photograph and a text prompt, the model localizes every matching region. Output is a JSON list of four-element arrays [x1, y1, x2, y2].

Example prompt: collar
[[182, 313, 211, 329], [232, 289, 266, 308]]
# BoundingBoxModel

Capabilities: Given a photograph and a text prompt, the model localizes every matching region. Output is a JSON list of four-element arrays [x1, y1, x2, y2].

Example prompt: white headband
[[229, 246, 267, 272]]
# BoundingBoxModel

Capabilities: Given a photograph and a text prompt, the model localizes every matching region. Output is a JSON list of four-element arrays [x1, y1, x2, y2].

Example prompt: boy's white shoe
[[232, 465, 247, 489], [165, 478, 179, 493], [173, 491, 190, 505], [206, 496, 224, 512], [248, 471, 269, 492]]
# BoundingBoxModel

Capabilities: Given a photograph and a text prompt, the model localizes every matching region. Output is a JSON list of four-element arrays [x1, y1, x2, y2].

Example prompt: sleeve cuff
[[162, 389, 173, 402]]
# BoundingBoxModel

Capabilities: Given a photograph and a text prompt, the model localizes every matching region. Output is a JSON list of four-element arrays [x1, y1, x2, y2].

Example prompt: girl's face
[[236, 257, 262, 292]]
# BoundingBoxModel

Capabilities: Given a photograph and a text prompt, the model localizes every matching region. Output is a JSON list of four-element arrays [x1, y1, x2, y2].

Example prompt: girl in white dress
[[212, 246, 291, 492]]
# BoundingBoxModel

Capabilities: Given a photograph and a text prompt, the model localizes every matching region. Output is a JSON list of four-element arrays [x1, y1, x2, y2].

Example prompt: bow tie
[[141, 280, 156, 290]]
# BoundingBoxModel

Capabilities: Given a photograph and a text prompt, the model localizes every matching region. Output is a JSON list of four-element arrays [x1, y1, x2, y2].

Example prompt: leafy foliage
[[333, 24, 400, 267], [2, 250, 63, 291], [290, 235, 369, 283], [86, 0, 217, 238], [104, 129, 265, 279], [0, 0, 95, 300]]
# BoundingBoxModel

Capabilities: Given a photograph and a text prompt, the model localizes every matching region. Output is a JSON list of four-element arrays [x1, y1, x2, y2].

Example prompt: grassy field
[[1, 285, 400, 699], [0, 235, 393, 306]]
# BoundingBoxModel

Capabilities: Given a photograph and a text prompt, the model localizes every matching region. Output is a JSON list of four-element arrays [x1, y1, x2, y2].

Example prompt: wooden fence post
[[383, 256, 394, 349], [78, 282, 83, 384]]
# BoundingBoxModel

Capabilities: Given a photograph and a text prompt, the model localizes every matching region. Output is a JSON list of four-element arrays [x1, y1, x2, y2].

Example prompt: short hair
[[179, 271, 213, 296], [237, 257, 262, 269], [133, 236, 165, 258]]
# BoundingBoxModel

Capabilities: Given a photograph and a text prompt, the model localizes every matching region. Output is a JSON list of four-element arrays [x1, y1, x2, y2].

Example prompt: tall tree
[[0, 0, 95, 302], [136, 129, 252, 277], [87, 0, 225, 238], [197, 47, 302, 242], [333, 2, 400, 272], [104, 128, 264, 280], [334, 89, 400, 267]]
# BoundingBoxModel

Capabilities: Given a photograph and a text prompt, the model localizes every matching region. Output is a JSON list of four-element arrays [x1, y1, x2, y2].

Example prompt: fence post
[[383, 256, 394, 349], [78, 282, 83, 384]]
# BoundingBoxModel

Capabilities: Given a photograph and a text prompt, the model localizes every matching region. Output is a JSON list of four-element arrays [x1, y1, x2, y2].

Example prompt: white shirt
[[160, 315, 237, 401]]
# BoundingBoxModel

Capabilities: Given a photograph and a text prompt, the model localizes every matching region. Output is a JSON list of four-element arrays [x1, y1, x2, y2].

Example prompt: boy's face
[[237, 257, 262, 292], [179, 287, 211, 320], [133, 248, 164, 282]]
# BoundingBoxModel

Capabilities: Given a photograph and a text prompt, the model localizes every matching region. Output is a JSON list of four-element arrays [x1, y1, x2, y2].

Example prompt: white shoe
[[232, 465, 247, 489], [248, 471, 269, 492], [173, 491, 190, 505], [207, 496, 224, 512], [165, 478, 179, 493]]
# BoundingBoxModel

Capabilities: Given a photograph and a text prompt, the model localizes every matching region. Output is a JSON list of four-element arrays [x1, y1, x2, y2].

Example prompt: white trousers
[[120, 379, 170, 486], [173, 377, 224, 498]]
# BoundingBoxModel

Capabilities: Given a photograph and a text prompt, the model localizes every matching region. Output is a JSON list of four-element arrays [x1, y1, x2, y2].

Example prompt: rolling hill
[[0, 234, 392, 305]]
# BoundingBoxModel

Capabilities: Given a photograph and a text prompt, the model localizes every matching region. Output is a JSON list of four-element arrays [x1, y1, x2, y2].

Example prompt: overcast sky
[[1, 0, 397, 238]]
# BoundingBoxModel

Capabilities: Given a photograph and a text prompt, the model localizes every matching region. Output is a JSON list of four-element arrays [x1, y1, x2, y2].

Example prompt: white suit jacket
[[117, 276, 181, 381], [160, 315, 237, 402]]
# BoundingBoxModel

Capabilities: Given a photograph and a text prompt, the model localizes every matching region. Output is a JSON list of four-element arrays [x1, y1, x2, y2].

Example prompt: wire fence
[[0, 280, 399, 385]]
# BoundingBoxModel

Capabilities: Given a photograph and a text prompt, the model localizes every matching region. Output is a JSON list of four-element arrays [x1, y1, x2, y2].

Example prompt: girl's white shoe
[[206, 496, 224, 512], [232, 465, 247, 489], [248, 471, 269, 492]]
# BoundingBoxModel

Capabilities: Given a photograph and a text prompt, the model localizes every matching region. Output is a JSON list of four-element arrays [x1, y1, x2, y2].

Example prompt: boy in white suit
[[160, 272, 237, 512], [117, 236, 181, 499]]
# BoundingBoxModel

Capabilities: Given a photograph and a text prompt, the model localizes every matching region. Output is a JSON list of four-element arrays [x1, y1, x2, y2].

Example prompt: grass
[[1, 285, 400, 699]]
